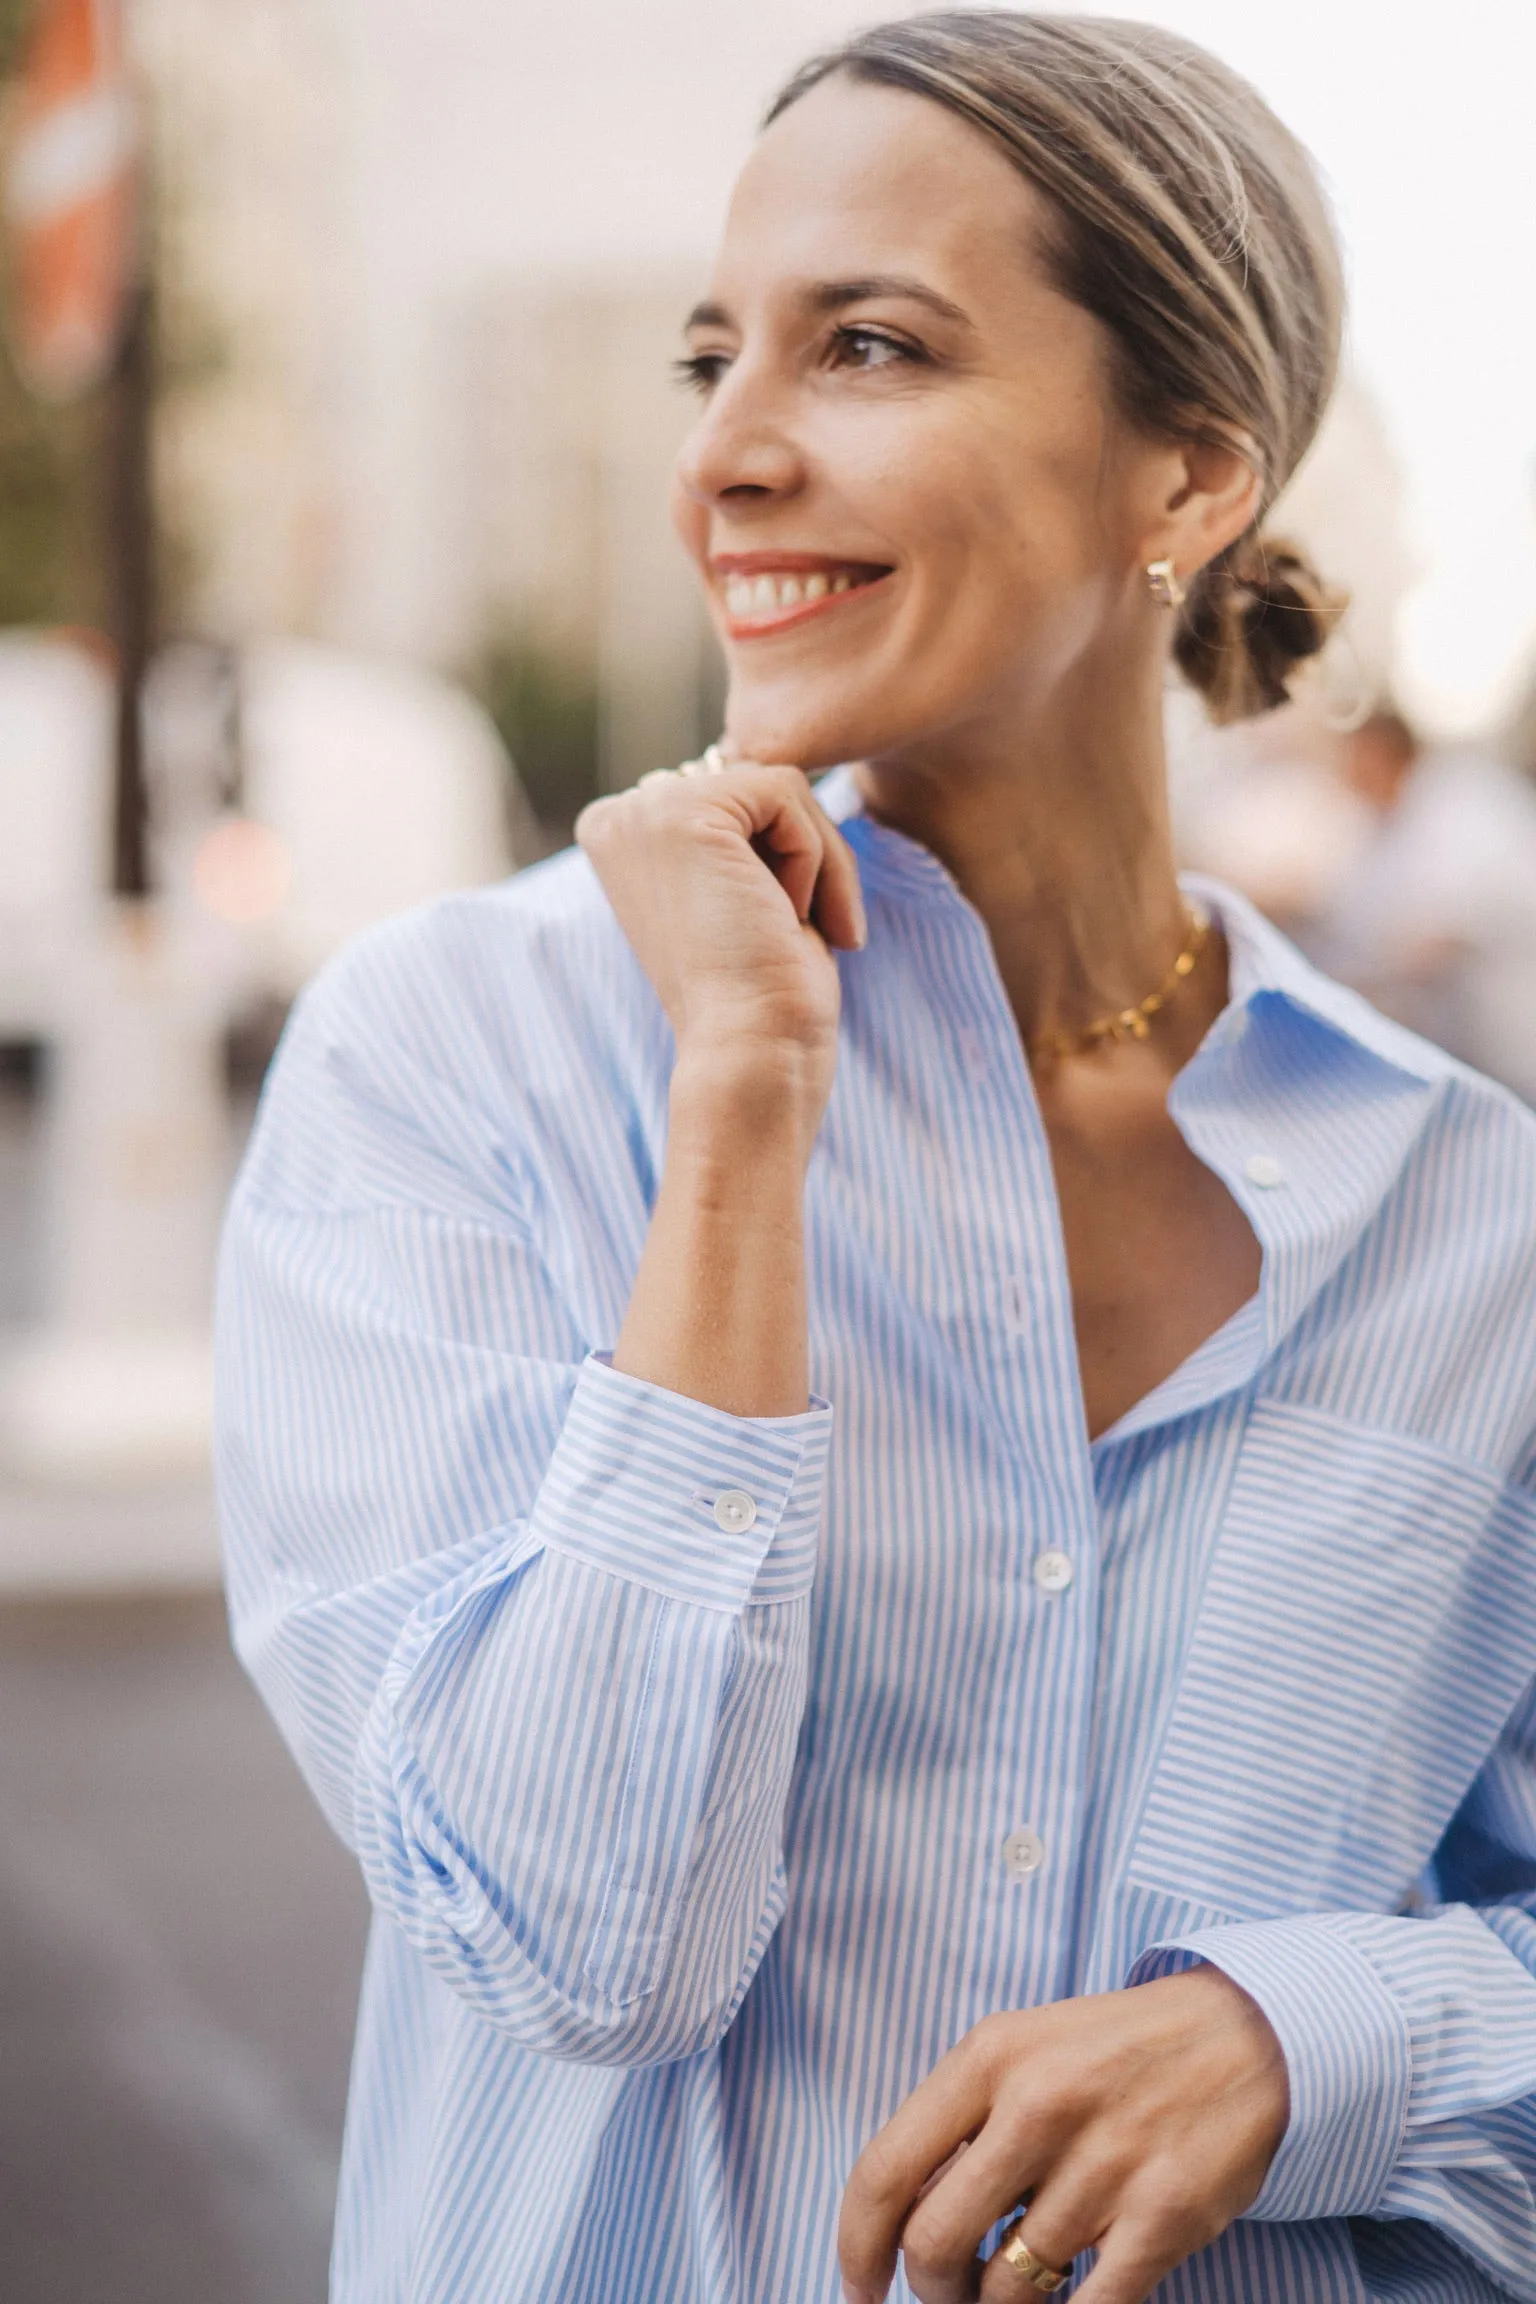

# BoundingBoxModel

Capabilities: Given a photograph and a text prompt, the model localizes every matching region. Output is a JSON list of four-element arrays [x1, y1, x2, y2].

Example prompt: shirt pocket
[[1125, 1399, 1535, 1919]]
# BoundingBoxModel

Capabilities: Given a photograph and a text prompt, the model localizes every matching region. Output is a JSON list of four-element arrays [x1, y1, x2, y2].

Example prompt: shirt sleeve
[[1128, 1672, 1536, 2300], [215, 914, 832, 2067]]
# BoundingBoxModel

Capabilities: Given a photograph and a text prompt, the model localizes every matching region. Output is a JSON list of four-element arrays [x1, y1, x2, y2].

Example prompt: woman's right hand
[[576, 759, 866, 1143]]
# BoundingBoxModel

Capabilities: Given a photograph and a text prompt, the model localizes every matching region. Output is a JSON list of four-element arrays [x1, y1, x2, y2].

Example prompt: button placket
[[915, 889, 1094, 1936]]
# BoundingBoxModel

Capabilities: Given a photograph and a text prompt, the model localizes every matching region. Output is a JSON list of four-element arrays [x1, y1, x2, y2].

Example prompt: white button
[[713, 1488, 757, 1535], [1002, 1827, 1046, 1882], [1033, 1550, 1074, 1595], [1244, 1153, 1286, 1189]]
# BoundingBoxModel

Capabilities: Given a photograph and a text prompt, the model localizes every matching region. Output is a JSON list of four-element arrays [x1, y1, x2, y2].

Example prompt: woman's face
[[671, 73, 1190, 773]]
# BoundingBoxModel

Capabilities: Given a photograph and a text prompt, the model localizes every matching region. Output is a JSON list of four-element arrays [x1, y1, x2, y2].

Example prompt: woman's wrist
[[613, 1036, 818, 1419], [670, 1029, 833, 1163]]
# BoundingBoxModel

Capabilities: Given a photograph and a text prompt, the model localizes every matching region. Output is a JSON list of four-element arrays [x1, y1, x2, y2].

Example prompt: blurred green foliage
[[0, 0, 106, 629], [0, 1, 216, 638], [0, 0, 28, 72], [473, 631, 602, 847]]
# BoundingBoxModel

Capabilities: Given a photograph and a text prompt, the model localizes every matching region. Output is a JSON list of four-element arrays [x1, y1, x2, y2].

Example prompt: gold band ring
[[997, 2226, 1069, 2293], [641, 742, 731, 790], [677, 742, 731, 778]]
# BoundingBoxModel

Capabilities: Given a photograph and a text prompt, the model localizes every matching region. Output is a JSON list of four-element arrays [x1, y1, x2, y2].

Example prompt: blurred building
[[134, 1, 726, 812], [135, 0, 346, 639], [135, 3, 1435, 827], [456, 278, 719, 795]]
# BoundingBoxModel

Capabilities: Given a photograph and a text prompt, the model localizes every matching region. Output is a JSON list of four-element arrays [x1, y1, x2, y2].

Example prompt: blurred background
[[0, 2, 1532, 2298]]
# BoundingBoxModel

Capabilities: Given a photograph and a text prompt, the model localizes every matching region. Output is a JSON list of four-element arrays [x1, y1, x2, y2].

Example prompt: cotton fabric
[[217, 766, 1536, 2302]]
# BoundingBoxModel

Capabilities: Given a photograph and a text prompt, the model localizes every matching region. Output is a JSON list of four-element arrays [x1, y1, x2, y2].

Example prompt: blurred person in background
[[1163, 687, 1374, 949], [1315, 706, 1536, 1101], [216, 15, 1536, 2304]]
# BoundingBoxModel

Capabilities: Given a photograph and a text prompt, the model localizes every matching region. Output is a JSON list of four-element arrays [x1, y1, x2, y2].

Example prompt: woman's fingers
[[731, 761, 867, 950], [578, 750, 867, 1063], [839, 2038, 1000, 2302], [1039, 2218, 1180, 2304], [973, 2136, 1230, 2304], [896, 2119, 1062, 2304], [972, 2144, 1123, 2298], [731, 766, 823, 923], [841, 1975, 1286, 2304], [812, 810, 868, 951]]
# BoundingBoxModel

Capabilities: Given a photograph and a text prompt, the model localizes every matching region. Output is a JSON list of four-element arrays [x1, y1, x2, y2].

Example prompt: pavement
[[0, 1592, 370, 2304], [0, 1068, 366, 2301]]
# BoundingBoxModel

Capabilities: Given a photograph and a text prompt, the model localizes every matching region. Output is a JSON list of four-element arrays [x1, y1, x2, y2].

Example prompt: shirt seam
[[232, 1185, 538, 1236], [1251, 1393, 1535, 1503]]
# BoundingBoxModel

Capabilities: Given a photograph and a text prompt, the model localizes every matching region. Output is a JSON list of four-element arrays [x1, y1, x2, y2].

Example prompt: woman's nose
[[675, 366, 805, 507]]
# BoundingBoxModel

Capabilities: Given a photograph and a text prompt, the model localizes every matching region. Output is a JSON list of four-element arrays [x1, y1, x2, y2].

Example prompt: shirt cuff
[[1128, 1914, 1411, 2221], [532, 1352, 832, 1612]]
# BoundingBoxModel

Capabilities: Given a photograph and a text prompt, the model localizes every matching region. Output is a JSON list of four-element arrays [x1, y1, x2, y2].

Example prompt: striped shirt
[[216, 764, 1536, 2303]]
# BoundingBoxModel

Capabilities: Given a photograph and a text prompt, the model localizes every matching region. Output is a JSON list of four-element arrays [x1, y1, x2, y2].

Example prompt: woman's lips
[[715, 560, 894, 639]]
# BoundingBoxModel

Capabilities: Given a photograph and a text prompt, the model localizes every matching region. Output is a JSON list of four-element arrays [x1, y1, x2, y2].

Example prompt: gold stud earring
[[1146, 558, 1186, 610]]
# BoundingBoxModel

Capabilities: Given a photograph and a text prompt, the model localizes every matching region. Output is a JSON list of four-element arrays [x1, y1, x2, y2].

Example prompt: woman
[[217, 16, 1536, 2303]]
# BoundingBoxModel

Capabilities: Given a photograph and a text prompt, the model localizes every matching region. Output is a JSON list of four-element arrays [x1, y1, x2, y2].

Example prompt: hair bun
[[1174, 533, 1348, 725]]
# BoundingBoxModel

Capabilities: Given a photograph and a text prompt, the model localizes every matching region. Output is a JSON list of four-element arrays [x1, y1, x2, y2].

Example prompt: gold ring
[[677, 743, 730, 779], [997, 2226, 1068, 2293]]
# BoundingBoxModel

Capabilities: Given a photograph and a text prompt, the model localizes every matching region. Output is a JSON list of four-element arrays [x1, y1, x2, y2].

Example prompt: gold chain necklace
[[1027, 903, 1211, 1064]]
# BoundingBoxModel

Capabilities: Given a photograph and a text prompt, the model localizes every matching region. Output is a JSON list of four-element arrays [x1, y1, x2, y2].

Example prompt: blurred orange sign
[[4, 0, 139, 401]]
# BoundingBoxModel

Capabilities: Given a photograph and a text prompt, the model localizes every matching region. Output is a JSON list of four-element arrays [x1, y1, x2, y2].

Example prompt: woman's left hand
[[837, 1968, 1289, 2304]]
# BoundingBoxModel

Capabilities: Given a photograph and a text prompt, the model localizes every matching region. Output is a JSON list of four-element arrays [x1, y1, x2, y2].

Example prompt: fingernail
[[853, 903, 868, 950]]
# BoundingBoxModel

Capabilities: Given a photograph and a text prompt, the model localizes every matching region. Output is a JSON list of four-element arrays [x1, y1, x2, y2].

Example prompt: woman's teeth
[[725, 570, 858, 617]]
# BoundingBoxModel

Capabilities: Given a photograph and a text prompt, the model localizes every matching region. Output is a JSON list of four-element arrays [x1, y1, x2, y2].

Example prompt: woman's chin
[[723, 695, 875, 776]]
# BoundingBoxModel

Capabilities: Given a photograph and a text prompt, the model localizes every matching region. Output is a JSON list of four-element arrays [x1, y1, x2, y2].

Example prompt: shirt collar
[[815, 761, 1455, 1089], [816, 765, 1454, 1437], [1184, 870, 1453, 1088]]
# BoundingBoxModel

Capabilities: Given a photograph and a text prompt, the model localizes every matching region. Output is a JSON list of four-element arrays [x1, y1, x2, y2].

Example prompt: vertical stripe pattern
[[216, 767, 1536, 2302]]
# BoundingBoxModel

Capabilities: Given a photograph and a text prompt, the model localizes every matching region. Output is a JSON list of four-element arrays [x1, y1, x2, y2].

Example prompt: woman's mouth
[[714, 557, 894, 638]]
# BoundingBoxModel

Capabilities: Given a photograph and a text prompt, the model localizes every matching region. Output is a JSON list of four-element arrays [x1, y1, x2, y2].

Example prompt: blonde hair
[[768, 11, 1348, 724]]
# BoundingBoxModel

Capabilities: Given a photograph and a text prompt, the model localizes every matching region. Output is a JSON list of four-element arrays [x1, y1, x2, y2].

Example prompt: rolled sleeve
[[533, 1353, 833, 1611], [1128, 1913, 1411, 2221]]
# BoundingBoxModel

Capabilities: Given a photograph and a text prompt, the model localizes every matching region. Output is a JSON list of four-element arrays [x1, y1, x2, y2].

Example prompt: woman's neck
[[852, 682, 1203, 1054]]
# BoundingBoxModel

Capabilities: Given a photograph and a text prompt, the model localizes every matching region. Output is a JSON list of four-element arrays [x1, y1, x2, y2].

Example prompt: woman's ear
[[1149, 434, 1263, 578]]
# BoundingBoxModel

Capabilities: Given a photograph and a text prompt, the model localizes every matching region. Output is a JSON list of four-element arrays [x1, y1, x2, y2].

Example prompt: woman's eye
[[673, 350, 731, 394], [829, 325, 921, 372]]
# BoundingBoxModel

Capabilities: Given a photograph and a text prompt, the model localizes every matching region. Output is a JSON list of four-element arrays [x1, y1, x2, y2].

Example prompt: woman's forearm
[[613, 1038, 823, 1419], [580, 761, 862, 1414]]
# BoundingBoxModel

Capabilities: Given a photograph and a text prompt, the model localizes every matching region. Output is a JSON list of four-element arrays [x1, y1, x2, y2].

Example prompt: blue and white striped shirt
[[217, 765, 1536, 2303]]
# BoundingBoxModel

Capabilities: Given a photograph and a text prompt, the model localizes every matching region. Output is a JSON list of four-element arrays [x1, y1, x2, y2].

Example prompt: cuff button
[[713, 1488, 758, 1535]]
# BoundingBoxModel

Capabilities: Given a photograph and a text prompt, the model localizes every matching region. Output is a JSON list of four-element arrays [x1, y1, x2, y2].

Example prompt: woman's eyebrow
[[683, 275, 974, 335], [806, 274, 974, 327]]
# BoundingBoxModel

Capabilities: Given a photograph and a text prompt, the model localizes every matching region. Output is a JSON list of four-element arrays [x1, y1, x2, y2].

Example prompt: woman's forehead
[[715, 75, 1049, 301]]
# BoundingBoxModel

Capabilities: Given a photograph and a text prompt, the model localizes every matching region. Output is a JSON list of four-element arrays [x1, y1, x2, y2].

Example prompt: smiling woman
[[216, 14, 1536, 2304]]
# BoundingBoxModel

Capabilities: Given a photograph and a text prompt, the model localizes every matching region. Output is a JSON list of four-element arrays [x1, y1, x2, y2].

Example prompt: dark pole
[[103, 275, 154, 899]]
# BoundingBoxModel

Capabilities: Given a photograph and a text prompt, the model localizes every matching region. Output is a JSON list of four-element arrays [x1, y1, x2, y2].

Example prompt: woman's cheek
[[668, 481, 711, 582]]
